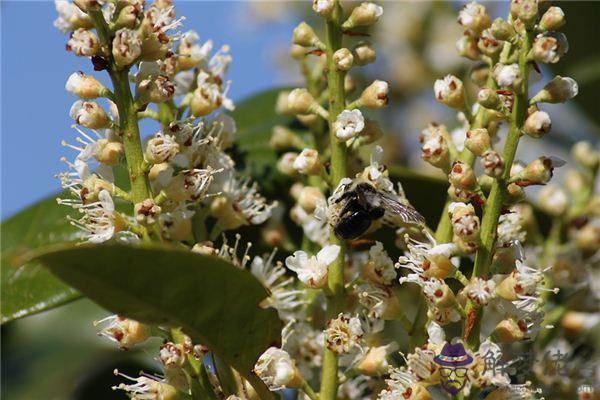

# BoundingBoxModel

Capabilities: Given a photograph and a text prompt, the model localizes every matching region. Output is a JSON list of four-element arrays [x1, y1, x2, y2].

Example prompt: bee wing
[[378, 193, 426, 225]]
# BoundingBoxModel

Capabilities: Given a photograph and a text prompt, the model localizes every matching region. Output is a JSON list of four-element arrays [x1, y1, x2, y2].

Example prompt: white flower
[[65, 72, 106, 99], [496, 212, 526, 247], [362, 241, 396, 285], [458, 2, 490, 33], [325, 313, 364, 355], [159, 342, 186, 368], [283, 322, 323, 379], [357, 283, 393, 319], [290, 200, 330, 247], [54, 0, 89, 32], [334, 109, 365, 141], [254, 347, 299, 389], [67, 189, 119, 243], [146, 132, 180, 164], [426, 321, 445, 345], [312, 0, 335, 16], [285, 245, 340, 288], [66, 28, 99, 56], [494, 63, 522, 88], [466, 277, 496, 305], [538, 185, 569, 215], [112, 28, 142, 67], [251, 251, 307, 320], [112, 370, 177, 400]]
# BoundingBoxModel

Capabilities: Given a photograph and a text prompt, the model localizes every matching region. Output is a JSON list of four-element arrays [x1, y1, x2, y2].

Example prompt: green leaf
[[0, 165, 133, 324], [231, 87, 292, 193], [33, 243, 283, 375], [1, 196, 80, 324]]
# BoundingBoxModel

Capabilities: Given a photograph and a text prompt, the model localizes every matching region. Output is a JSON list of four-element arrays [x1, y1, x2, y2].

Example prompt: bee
[[329, 181, 425, 240]]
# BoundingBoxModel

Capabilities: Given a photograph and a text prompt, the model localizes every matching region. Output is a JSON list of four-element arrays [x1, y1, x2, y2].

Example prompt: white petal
[[316, 245, 340, 266], [285, 251, 309, 272]]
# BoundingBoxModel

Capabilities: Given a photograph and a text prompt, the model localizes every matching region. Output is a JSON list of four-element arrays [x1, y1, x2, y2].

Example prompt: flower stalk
[[320, 3, 347, 399], [464, 30, 534, 349]]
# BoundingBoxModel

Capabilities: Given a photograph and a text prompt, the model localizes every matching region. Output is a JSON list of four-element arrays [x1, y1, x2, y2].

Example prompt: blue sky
[[1, 1, 298, 219]]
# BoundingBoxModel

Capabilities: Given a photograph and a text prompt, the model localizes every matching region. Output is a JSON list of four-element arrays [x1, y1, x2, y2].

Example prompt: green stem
[[300, 379, 320, 400], [88, 10, 151, 207], [464, 30, 533, 349], [320, 4, 347, 400]]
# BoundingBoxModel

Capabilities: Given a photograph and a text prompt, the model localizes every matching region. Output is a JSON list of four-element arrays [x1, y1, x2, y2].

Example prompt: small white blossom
[[112, 370, 177, 400], [467, 277, 496, 305], [285, 245, 340, 288], [494, 63, 521, 88], [334, 109, 365, 141], [66, 28, 99, 56], [254, 347, 299, 389], [325, 313, 364, 355]]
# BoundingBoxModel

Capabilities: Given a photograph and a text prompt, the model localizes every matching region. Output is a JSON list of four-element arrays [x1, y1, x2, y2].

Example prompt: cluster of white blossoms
[[56, 0, 275, 247], [52, 1, 598, 400]]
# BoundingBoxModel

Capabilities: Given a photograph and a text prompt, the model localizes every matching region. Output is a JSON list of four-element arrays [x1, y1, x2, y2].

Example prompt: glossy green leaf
[[33, 243, 283, 374], [0, 166, 133, 324], [1, 195, 81, 324], [231, 87, 292, 193]]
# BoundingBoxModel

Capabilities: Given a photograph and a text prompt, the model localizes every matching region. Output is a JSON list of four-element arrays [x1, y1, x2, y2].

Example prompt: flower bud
[[342, 2, 383, 30], [531, 76, 578, 104], [287, 88, 316, 115], [135, 199, 161, 225], [465, 128, 491, 156], [289, 44, 306, 61], [456, 34, 480, 60], [275, 91, 293, 115], [493, 63, 522, 89], [539, 6, 565, 31], [297, 114, 319, 127], [511, 156, 564, 186], [293, 22, 320, 47], [192, 241, 216, 255], [434, 75, 464, 109], [66, 28, 100, 57], [73, 0, 101, 11], [356, 346, 391, 376], [333, 48, 354, 71], [574, 221, 600, 255], [293, 148, 322, 175], [491, 18, 516, 41], [538, 185, 569, 216], [312, 0, 335, 18], [458, 2, 491, 34], [70, 100, 110, 129], [530, 33, 568, 64], [565, 169, 589, 195], [277, 152, 298, 176], [510, 0, 538, 27], [448, 202, 480, 241], [298, 186, 325, 213], [477, 88, 500, 110], [481, 150, 504, 177], [96, 140, 125, 166], [447, 185, 473, 202], [254, 348, 301, 389], [420, 123, 451, 170], [344, 74, 355, 93], [506, 183, 525, 203], [562, 311, 600, 334], [422, 253, 455, 280], [572, 141, 600, 171], [360, 80, 389, 109], [493, 318, 526, 343], [353, 42, 376, 65], [270, 126, 301, 150], [114, 4, 143, 29], [470, 64, 489, 86], [149, 163, 174, 189], [65, 71, 107, 99], [522, 110, 551, 138], [449, 161, 477, 189], [112, 28, 142, 67]]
